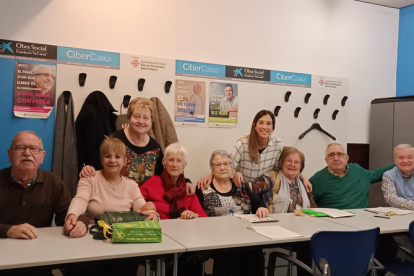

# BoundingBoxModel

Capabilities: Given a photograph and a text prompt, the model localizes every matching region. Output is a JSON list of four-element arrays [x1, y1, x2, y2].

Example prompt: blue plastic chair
[[268, 227, 381, 276], [382, 220, 414, 276]]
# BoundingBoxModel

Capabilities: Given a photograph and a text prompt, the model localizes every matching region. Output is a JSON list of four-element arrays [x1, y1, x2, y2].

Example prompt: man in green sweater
[[310, 142, 394, 209]]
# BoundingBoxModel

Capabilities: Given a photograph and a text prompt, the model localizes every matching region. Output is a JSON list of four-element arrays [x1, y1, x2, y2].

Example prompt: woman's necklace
[[102, 171, 122, 191]]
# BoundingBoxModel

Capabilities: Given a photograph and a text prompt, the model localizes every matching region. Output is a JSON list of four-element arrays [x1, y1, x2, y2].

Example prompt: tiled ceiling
[[356, 0, 414, 8]]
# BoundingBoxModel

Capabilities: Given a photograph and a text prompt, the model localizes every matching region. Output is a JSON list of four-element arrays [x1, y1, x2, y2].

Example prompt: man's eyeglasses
[[326, 152, 347, 159], [12, 145, 43, 154], [213, 162, 232, 168]]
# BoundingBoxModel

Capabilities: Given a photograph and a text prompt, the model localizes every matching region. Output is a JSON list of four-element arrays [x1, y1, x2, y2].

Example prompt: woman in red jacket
[[140, 143, 206, 219]]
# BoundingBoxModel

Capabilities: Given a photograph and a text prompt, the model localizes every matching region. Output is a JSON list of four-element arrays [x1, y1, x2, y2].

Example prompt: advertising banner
[[57, 46, 120, 69], [0, 39, 57, 61], [209, 82, 238, 127], [13, 62, 56, 118], [174, 79, 206, 127]]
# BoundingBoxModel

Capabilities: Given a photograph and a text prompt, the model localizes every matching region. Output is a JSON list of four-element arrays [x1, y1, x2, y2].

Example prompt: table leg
[[156, 259, 161, 276], [173, 253, 178, 276], [145, 259, 151, 276], [161, 259, 166, 276]]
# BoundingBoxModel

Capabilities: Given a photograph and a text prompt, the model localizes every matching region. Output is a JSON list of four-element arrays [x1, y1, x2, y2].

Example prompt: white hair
[[325, 142, 346, 156], [209, 149, 234, 170], [393, 144, 414, 157], [164, 143, 188, 163], [10, 131, 43, 149], [32, 64, 54, 76]]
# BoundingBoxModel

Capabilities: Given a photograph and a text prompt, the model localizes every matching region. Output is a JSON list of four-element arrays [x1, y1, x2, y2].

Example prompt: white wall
[[0, 0, 399, 179]]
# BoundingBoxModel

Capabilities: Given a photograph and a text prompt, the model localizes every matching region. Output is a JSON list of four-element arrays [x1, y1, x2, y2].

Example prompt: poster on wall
[[174, 80, 206, 127], [13, 62, 56, 119], [209, 82, 238, 127]]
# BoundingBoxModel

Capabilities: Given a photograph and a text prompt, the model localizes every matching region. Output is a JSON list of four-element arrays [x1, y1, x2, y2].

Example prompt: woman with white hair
[[196, 149, 268, 218], [195, 149, 267, 276], [140, 143, 207, 219]]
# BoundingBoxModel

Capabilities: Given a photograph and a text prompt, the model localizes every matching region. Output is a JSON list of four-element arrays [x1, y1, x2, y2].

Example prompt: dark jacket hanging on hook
[[52, 91, 78, 197], [75, 91, 117, 173]]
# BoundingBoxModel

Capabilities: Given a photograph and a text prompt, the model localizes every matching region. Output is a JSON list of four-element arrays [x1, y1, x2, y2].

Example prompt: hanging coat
[[75, 91, 117, 173], [52, 91, 78, 197]]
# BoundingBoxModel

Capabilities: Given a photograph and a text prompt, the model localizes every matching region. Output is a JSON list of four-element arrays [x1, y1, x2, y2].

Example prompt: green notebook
[[301, 209, 329, 217]]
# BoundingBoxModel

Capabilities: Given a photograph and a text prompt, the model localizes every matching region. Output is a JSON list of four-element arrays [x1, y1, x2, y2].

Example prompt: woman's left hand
[[300, 175, 313, 193], [256, 207, 269, 218], [144, 212, 159, 221], [180, 210, 198, 219], [141, 201, 156, 212]]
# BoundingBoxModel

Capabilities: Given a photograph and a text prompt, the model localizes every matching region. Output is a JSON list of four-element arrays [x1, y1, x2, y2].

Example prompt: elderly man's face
[[7, 133, 45, 173], [225, 86, 233, 100], [193, 85, 201, 95], [34, 67, 55, 94], [325, 144, 349, 173], [394, 147, 414, 175]]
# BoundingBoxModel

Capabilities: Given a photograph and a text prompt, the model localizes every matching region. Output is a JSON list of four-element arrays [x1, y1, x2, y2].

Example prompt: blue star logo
[[1, 42, 13, 53], [233, 68, 243, 77]]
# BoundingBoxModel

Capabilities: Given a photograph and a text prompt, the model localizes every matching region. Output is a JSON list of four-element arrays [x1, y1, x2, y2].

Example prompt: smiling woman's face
[[282, 152, 302, 180], [163, 152, 186, 178]]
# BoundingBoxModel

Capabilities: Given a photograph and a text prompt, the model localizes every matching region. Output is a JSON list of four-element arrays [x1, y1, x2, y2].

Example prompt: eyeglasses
[[285, 159, 301, 166], [326, 152, 347, 159], [213, 162, 232, 168], [12, 145, 43, 154]]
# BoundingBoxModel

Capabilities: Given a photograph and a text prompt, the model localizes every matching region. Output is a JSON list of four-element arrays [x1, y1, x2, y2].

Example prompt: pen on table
[[374, 215, 390, 219]]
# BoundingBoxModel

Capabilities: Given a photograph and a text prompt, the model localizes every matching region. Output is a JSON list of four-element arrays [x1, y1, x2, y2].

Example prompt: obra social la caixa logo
[[233, 68, 243, 77], [0, 41, 14, 53]]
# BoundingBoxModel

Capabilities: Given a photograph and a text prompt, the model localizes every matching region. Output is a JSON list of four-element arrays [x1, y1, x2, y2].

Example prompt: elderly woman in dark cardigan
[[196, 149, 268, 276]]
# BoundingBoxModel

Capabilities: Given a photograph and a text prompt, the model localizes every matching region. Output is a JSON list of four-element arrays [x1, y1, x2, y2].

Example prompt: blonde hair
[[100, 136, 126, 158], [278, 146, 305, 173], [127, 97, 154, 121]]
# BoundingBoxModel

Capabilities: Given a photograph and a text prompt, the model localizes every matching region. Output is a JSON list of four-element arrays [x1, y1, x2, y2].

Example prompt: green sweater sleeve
[[366, 163, 395, 183]]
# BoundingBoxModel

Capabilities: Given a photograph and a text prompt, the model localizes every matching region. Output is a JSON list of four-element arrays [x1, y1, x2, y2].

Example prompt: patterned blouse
[[196, 180, 265, 216]]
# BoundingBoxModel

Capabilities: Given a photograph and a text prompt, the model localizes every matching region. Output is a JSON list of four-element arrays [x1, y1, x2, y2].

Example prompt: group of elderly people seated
[[1, 102, 413, 276]]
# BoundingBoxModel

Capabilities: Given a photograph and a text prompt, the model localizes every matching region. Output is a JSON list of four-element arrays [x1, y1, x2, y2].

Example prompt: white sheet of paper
[[310, 208, 354, 218], [365, 207, 414, 215], [234, 214, 278, 223], [247, 225, 302, 239]]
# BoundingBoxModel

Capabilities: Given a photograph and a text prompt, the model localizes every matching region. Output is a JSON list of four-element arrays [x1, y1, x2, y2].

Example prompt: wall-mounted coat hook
[[285, 91, 292, 102], [138, 78, 146, 92], [62, 91, 71, 105], [304, 93, 312, 104], [122, 95, 131, 108], [109, 76, 117, 89], [165, 81, 172, 93], [332, 110, 339, 120], [323, 94, 330, 105], [294, 107, 301, 118], [79, 73, 87, 87], [274, 106, 281, 117], [314, 108, 321, 119], [341, 96, 348, 106]]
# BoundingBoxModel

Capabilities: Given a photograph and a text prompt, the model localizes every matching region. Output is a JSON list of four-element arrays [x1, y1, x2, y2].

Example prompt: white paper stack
[[247, 225, 302, 239], [234, 214, 278, 223], [365, 207, 414, 215], [309, 208, 354, 218]]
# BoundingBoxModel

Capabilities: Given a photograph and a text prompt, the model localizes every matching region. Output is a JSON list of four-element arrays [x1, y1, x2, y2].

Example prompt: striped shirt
[[231, 135, 282, 183], [382, 174, 414, 210]]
